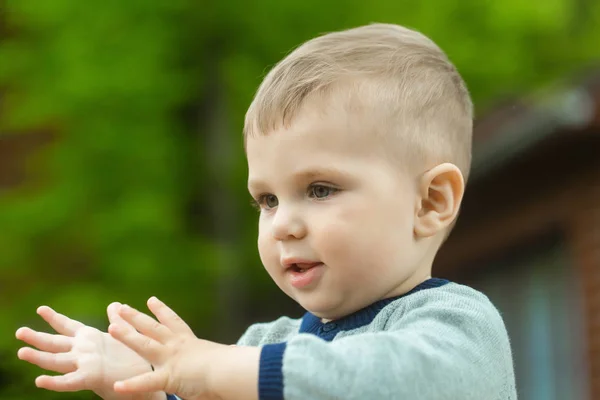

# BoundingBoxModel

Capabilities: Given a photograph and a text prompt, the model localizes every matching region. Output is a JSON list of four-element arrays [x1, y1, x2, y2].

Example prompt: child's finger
[[17, 347, 76, 374], [117, 304, 172, 343], [35, 371, 87, 392], [37, 306, 85, 337], [147, 297, 194, 336], [15, 327, 72, 353], [114, 370, 167, 393], [107, 302, 130, 326], [108, 323, 163, 363]]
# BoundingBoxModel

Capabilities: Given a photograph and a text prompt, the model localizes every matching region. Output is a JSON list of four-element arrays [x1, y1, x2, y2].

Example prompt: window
[[468, 242, 589, 400]]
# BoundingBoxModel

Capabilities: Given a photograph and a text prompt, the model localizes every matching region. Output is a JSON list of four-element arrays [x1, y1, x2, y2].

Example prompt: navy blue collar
[[299, 278, 449, 341]]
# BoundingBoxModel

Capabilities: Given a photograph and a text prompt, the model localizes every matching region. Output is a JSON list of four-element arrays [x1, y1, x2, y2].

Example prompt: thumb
[[107, 302, 129, 326]]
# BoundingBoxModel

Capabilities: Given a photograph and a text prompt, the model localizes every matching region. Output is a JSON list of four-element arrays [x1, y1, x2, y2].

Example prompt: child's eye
[[265, 194, 279, 208], [255, 194, 278, 209], [308, 184, 338, 199]]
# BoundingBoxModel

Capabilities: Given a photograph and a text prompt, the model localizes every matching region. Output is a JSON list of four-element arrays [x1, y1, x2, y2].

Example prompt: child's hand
[[109, 297, 259, 400], [16, 303, 166, 400], [108, 297, 221, 400]]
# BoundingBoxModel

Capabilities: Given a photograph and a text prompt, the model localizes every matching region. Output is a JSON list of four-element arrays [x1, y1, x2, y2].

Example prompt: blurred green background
[[1, 0, 599, 398]]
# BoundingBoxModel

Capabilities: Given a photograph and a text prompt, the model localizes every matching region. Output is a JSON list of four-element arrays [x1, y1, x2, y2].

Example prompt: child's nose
[[271, 205, 307, 241]]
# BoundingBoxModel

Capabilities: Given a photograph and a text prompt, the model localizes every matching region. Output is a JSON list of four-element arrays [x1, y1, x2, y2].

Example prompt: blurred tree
[[0, 0, 598, 398]]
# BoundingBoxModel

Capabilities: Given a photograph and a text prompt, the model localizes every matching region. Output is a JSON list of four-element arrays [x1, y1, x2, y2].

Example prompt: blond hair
[[244, 23, 473, 182]]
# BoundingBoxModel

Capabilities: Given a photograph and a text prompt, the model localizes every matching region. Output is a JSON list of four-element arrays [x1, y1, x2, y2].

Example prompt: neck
[[320, 272, 433, 324]]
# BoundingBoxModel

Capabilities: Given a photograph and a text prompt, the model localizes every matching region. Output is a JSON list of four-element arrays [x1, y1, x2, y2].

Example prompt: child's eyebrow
[[291, 167, 348, 181], [248, 167, 351, 191], [247, 179, 267, 192]]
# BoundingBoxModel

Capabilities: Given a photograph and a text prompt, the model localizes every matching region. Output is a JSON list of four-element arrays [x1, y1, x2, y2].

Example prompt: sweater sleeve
[[259, 294, 515, 400]]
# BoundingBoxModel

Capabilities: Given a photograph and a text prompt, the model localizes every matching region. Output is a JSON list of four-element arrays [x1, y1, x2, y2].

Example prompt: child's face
[[246, 103, 429, 320]]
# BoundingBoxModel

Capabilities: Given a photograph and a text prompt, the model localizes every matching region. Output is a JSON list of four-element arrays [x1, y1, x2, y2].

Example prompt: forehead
[[247, 100, 382, 160], [245, 106, 400, 193]]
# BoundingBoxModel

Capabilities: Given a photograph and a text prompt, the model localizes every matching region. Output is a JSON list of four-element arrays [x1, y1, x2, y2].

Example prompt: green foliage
[[0, 0, 598, 398]]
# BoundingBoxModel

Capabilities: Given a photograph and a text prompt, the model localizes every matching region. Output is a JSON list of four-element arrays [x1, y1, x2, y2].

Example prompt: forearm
[[259, 330, 506, 400], [99, 392, 166, 400]]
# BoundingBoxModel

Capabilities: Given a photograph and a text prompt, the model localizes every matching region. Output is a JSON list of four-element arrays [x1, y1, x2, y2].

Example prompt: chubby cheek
[[311, 207, 373, 268], [257, 222, 278, 275], [314, 200, 409, 277]]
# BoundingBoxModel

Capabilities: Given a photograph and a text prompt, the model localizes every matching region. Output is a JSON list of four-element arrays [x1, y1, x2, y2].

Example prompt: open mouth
[[285, 262, 325, 288], [290, 262, 322, 273], [291, 264, 305, 273]]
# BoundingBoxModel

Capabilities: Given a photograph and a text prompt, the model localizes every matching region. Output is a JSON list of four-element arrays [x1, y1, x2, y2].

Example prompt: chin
[[297, 296, 343, 319]]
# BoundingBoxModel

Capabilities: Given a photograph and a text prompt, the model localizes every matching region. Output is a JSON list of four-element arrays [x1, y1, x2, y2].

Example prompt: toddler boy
[[17, 23, 517, 400]]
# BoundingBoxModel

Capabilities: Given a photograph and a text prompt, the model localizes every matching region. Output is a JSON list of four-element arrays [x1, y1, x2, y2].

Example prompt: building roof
[[470, 67, 600, 182]]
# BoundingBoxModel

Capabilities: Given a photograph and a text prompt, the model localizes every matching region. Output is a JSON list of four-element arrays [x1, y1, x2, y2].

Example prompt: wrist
[[209, 345, 260, 400], [127, 392, 166, 400]]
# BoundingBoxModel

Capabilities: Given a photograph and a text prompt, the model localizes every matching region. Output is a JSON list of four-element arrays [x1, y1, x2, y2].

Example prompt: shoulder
[[360, 281, 513, 365], [393, 281, 499, 314], [236, 315, 302, 346], [377, 282, 508, 335]]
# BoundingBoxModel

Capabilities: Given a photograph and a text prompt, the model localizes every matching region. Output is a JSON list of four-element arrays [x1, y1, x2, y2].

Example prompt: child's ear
[[414, 163, 465, 238]]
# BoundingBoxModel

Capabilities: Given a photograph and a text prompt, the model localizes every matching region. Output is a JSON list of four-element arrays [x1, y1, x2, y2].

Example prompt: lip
[[280, 257, 321, 269], [281, 258, 325, 289]]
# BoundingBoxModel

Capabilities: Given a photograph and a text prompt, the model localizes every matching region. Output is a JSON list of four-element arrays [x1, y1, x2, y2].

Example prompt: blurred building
[[437, 68, 600, 400]]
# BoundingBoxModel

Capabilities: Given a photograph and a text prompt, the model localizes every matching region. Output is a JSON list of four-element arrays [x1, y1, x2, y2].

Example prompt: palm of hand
[[110, 299, 226, 400], [16, 303, 160, 400], [76, 326, 152, 399]]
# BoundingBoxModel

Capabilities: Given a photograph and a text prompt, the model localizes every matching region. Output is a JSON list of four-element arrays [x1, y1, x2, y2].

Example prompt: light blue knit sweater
[[166, 278, 516, 400], [236, 278, 517, 400]]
